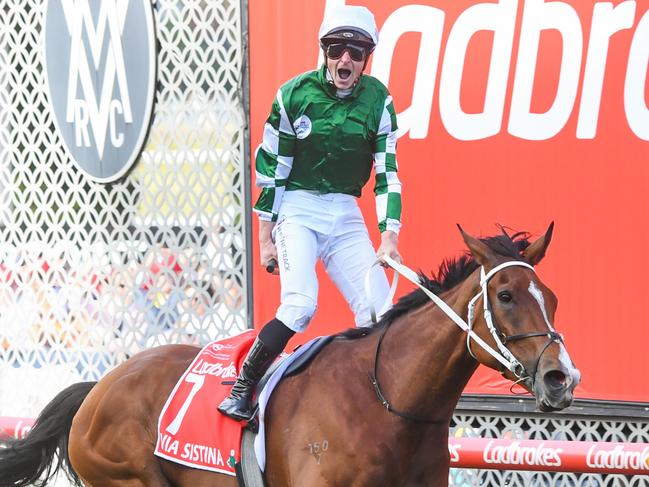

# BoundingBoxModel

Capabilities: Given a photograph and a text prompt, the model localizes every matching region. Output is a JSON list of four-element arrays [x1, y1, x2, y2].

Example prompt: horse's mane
[[338, 230, 531, 338]]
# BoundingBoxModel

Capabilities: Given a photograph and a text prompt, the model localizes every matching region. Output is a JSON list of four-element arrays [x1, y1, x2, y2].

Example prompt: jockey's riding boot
[[218, 337, 279, 421]]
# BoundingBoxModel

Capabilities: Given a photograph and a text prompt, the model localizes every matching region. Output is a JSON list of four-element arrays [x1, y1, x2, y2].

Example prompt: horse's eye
[[497, 291, 512, 303]]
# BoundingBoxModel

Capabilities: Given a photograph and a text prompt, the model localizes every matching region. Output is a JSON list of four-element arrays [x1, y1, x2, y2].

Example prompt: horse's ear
[[457, 224, 495, 266], [522, 222, 554, 266]]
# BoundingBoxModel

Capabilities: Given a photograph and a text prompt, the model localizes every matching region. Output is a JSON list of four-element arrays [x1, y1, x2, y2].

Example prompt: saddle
[[235, 335, 335, 487]]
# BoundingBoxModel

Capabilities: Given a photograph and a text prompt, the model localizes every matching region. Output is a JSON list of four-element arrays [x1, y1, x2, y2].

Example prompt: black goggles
[[325, 43, 368, 62]]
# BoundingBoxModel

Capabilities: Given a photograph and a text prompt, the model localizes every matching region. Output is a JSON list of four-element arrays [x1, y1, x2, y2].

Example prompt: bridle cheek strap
[[469, 262, 565, 385], [468, 262, 535, 380]]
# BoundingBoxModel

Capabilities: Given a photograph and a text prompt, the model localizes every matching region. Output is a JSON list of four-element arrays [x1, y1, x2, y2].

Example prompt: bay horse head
[[458, 222, 581, 411]]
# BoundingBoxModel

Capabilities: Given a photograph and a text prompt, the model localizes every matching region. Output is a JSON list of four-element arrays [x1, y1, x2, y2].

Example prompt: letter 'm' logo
[[44, 0, 156, 182], [63, 0, 132, 159]]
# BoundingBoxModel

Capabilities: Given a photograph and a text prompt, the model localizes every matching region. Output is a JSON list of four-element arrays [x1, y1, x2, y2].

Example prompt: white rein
[[366, 255, 537, 378]]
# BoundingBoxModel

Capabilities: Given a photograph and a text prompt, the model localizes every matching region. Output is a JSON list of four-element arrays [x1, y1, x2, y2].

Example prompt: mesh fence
[[0, 0, 249, 418]]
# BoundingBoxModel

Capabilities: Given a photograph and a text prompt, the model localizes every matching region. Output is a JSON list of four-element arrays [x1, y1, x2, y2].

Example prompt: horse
[[0, 224, 580, 487]]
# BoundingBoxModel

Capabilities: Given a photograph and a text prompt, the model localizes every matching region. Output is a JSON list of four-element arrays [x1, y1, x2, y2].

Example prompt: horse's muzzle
[[534, 365, 581, 412]]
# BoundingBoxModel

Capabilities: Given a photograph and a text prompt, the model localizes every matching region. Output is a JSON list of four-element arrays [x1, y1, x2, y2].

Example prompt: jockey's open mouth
[[337, 68, 352, 80]]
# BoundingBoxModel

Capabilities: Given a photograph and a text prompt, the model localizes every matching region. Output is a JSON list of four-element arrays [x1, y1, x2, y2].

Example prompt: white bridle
[[465, 261, 536, 380], [367, 256, 560, 382]]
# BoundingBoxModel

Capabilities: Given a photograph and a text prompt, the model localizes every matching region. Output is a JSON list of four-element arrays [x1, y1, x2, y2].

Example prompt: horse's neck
[[378, 276, 479, 422]]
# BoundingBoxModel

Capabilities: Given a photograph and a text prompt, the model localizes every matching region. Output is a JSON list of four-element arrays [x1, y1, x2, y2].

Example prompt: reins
[[368, 318, 448, 424], [365, 256, 563, 423]]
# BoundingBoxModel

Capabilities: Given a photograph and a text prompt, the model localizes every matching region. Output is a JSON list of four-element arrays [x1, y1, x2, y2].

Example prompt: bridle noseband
[[368, 257, 564, 423]]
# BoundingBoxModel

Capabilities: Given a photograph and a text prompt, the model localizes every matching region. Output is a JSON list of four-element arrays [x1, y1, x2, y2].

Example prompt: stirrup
[[218, 396, 257, 422]]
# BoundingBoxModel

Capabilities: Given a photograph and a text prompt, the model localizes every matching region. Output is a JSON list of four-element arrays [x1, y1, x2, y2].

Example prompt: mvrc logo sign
[[44, 0, 156, 182]]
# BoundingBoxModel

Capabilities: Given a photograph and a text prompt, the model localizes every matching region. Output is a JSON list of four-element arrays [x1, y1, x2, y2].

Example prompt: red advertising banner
[[248, 0, 649, 402], [0, 417, 33, 439], [448, 438, 649, 475]]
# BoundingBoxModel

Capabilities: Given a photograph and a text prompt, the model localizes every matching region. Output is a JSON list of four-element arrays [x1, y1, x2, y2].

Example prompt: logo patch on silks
[[293, 115, 312, 139], [44, 0, 156, 182]]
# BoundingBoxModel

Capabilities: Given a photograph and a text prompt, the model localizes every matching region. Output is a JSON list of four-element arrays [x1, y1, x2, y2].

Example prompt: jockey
[[219, 4, 403, 422]]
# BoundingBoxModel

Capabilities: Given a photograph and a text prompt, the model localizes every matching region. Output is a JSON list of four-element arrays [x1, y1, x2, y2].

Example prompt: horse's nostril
[[544, 370, 567, 390]]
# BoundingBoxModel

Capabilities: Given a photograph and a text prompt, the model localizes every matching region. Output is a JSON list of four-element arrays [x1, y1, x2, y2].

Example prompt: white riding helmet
[[318, 5, 379, 51]]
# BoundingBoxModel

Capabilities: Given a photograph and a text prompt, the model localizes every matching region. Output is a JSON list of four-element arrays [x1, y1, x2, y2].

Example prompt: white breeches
[[273, 190, 390, 332]]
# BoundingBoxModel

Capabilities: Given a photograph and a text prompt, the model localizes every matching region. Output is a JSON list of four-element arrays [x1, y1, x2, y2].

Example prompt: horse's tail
[[0, 381, 96, 487]]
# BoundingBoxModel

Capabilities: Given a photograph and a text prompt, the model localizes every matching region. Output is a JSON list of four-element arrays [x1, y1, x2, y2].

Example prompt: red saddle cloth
[[154, 330, 256, 475]]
